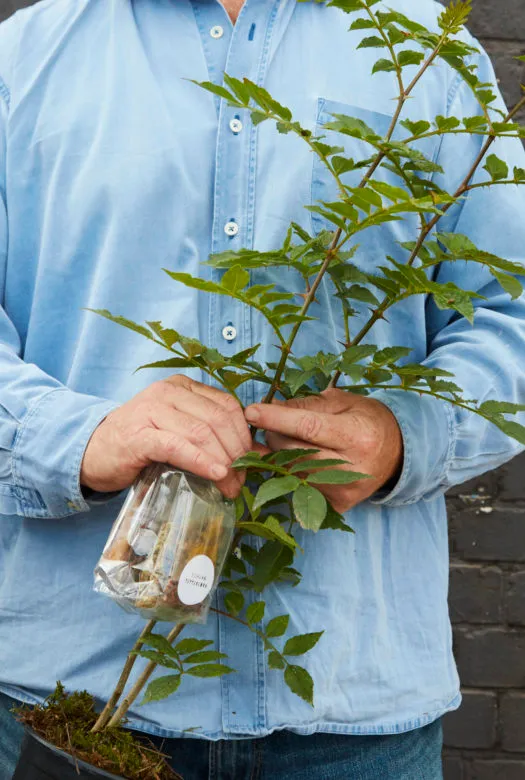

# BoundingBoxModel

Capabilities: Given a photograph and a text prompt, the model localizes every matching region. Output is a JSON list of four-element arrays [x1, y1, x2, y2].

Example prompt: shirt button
[[229, 118, 243, 134], [222, 324, 237, 342], [210, 25, 224, 39], [224, 221, 239, 237]]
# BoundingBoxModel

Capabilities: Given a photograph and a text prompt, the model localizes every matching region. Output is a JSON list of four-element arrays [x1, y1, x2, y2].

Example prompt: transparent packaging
[[94, 465, 236, 624]]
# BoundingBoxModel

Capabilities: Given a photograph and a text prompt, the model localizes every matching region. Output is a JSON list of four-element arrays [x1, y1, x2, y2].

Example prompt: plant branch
[[106, 623, 185, 730], [91, 619, 157, 734]]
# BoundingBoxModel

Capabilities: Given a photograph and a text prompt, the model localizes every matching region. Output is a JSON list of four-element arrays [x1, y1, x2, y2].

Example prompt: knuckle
[[148, 380, 173, 402], [296, 412, 322, 441], [163, 433, 185, 459], [190, 421, 214, 443], [211, 407, 230, 429], [223, 394, 241, 413]]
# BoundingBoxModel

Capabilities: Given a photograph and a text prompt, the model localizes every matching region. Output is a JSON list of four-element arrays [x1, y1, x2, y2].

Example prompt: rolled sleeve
[[369, 389, 455, 506], [6, 388, 118, 519]]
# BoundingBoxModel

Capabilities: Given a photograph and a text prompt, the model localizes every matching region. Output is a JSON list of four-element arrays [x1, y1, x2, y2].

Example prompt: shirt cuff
[[368, 388, 456, 506], [9, 388, 119, 518]]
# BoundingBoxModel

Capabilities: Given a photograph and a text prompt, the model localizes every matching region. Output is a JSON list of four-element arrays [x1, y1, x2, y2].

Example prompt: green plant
[[85, 0, 525, 748]]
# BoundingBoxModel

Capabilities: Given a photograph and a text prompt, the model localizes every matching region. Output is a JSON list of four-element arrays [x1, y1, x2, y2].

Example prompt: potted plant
[[12, 1, 525, 778]]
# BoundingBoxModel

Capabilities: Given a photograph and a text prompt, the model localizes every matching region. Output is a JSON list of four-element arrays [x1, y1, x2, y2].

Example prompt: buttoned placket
[[190, 0, 286, 738]]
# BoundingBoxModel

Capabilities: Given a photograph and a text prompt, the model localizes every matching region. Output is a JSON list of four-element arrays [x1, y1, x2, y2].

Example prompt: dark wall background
[[0, 1, 524, 778]]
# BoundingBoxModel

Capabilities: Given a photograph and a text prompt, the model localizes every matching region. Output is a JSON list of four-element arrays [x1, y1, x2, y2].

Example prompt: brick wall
[[0, 0, 525, 777], [441, 3, 525, 778]]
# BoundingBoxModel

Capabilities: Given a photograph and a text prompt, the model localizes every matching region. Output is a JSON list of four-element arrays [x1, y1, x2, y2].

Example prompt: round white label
[[177, 555, 215, 606]]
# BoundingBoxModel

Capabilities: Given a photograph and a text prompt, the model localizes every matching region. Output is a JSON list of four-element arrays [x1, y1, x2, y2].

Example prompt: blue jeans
[[0, 692, 443, 779]]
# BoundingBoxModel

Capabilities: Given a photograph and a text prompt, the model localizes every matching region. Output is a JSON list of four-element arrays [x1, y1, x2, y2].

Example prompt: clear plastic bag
[[94, 465, 236, 624]]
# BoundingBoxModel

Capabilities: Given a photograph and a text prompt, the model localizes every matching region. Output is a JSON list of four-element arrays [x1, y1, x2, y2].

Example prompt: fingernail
[[245, 406, 261, 423], [211, 464, 228, 480]]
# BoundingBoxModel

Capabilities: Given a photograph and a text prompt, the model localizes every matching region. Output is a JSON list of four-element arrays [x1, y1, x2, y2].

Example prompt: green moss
[[15, 683, 181, 780]]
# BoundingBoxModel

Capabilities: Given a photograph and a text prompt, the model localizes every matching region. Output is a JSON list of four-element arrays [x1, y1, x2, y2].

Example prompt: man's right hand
[[80, 375, 252, 499]]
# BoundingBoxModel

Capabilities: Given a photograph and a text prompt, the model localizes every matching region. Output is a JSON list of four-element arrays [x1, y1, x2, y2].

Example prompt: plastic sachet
[[94, 465, 236, 624]]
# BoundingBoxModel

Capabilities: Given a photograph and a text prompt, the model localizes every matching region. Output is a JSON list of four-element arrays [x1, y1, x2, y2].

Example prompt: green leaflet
[[292, 484, 328, 532], [284, 665, 315, 707], [142, 675, 181, 705]]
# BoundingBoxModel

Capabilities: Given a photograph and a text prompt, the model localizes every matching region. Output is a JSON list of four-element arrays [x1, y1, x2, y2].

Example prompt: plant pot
[[13, 728, 124, 780]]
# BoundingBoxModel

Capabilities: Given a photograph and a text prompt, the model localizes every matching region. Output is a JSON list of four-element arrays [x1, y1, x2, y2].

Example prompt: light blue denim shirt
[[0, 0, 524, 741]]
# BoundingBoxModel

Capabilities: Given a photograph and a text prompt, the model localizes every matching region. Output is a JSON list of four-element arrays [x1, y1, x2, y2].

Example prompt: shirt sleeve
[[0, 81, 119, 520], [371, 42, 525, 506]]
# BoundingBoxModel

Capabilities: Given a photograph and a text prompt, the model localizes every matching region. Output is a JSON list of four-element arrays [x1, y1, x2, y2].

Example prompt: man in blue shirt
[[0, 0, 524, 778]]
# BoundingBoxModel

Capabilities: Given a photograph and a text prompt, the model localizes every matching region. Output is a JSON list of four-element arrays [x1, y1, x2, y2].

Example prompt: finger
[[163, 384, 248, 475], [191, 384, 252, 452], [150, 406, 241, 498], [282, 388, 364, 415], [140, 428, 229, 484], [165, 376, 252, 451], [245, 403, 344, 450]]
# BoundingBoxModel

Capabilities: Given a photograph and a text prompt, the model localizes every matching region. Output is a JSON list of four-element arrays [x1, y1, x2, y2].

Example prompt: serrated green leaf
[[134, 650, 180, 670], [398, 50, 425, 67], [284, 665, 314, 707], [88, 310, 157, 342], [483, 154, 509, 182], [186, 664, 236, 678], [400, 119, 431, 136], [373, 346, 412, 366], [333, 158, 361, 180], [292, 484, 327, 532], [253, 476, 301, 511], [194, 80, 236, 102], [321, 506, 355, 534], [224, 591, 245, 616], [345, 285, 380, 305], [137, 358, 198, 372], [435, 115, 461, 132], [492, 271, 523, 300], [488, 418, 525, 445], [479, 401, 525, 416], [268, 651, 286, 670], [141, 674, 181, 705], [252, 542, 294, 591], [372, 58, 397, 74], [143, 633, 179, 658], [357, 35, 387, 49], [433, 286, 477, 324], [221, 265, 250, 292], [306, 469, 370, 485], [284, 632, 324, 657], [246, 601, 266, 625], [266, 614, 290, 638], [183, 651, 228, 665], [175, 638, 214, 656], [340, 344, 377, 365], [463, 115, 488, 132]]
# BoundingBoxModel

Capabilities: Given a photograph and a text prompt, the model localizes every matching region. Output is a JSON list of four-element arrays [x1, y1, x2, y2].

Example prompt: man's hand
[[81, 376, 252, 498], [244, 389, 403, 513]]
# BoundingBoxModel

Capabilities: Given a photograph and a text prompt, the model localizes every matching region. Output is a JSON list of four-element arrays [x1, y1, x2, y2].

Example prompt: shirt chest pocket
[[311, 98, 395, 235], [310, 97, 438, 237]]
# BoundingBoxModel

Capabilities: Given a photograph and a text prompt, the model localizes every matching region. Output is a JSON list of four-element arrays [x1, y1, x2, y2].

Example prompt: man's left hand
[[244, 389, 403, 514]]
